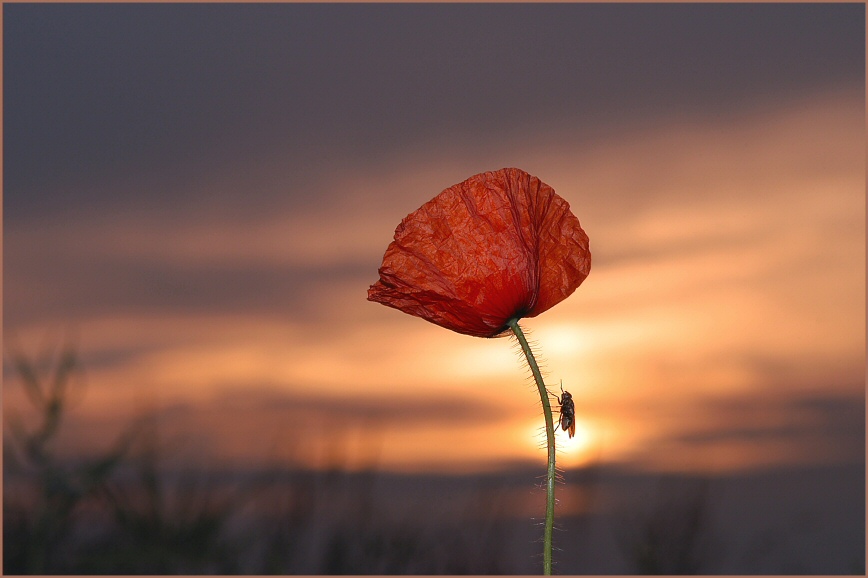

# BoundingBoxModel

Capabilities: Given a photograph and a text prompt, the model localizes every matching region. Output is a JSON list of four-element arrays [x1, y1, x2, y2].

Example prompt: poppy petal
[[368, 168, 591, 337]]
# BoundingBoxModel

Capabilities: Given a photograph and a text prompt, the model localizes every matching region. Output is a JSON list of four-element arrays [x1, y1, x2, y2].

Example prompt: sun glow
[[519, 414, 599, 468], [558, 417, 593, 454]]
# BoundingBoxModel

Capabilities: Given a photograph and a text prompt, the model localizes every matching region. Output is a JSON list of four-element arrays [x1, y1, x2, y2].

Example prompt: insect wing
[[558, 387, 576, 438], [559, 411, 572, 433]]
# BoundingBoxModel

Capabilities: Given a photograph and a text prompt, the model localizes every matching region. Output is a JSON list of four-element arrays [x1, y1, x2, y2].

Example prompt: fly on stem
[[368, 168, 591, 574], [557, 381, 577, 439]]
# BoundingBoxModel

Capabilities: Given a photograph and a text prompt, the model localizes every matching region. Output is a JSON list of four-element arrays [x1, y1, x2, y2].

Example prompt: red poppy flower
[[368, 168, 591, 337]]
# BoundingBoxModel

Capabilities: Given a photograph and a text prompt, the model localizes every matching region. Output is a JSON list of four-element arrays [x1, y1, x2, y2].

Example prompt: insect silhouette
[[556, 381, 576, 438]]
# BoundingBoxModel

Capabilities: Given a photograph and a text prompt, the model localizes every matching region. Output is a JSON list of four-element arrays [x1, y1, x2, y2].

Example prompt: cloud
[[7, 86, 862, 323], [4, 85, 863, 475], [6, 4, 863, 221], [209, 387, 504, 427], [672, 389, 865, 468]]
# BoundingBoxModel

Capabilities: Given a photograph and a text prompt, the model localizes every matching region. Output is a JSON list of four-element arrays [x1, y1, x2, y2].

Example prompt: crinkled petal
[[368, 168, 591, 337]]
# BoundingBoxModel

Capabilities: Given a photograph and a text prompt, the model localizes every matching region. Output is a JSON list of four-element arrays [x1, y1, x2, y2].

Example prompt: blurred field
[[4, 347, 864, 574]]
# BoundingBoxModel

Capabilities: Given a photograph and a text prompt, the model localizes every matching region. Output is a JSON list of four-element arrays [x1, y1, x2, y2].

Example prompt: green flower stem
[[507, 318, 555, 575]]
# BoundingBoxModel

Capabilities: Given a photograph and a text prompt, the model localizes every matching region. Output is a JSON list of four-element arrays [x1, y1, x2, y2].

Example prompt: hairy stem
[[507, 318, 555, 575]]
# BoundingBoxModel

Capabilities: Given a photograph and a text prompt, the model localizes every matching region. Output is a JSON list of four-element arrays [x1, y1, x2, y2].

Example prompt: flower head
[[368, 168, 591, 337]]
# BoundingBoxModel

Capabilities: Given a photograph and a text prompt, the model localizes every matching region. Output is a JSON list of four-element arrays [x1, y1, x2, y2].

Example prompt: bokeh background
[[3, 3, 865, 574]]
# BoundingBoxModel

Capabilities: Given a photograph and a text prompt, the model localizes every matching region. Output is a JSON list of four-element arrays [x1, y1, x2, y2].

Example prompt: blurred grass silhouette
[[615, 476, 713, 574], [2, 342, 513, 574], [4, 342, 138, 573], [4, 341, 862, 574]]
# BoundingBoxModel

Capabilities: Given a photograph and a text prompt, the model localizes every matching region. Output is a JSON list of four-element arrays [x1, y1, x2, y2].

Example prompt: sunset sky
[[4, 3, 865, 476]]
